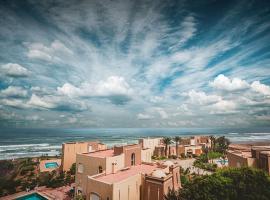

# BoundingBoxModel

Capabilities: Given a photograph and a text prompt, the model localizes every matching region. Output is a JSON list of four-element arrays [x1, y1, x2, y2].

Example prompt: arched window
[[131, 153, 135, 166], [90, 193, 100, 200], [98, 165, 103, 173]]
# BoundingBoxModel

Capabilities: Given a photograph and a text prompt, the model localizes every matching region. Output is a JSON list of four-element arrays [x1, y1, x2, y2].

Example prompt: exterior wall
[[139, 138, 162, 153], [184, 145, 202, 155], [87, 176, 113, 200], [61, 141, 106, 171], [178, 146, 185, 155], [144, 177, 164, 200], [114, 144, 142, 167], [106, 154, 125, 174], [169, 146, 176, 156], [124, 145, 142, 167], [113, 174, 142, 200], [75, 154, 106, 195], [258, 153, 270, 174], [141, 148, 152, 163], [169, 166, 181, 189], [143, 175, 176, 200], [227, 151, 256, 168], [154, 146, 165, 157]]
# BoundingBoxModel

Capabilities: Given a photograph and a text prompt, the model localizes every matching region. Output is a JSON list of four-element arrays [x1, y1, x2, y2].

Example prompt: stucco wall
[[75, 154, 106, 195], [227, 152, 249, 167], [113, 174, 142, 200], [141, 148, 152, 163], [87, 176, 113, 200]]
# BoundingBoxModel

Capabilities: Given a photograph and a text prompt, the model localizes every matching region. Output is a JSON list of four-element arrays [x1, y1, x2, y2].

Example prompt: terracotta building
[[75, 144, 181, 200], [61, 141, 106, 171], [227, 145, 270, 174]]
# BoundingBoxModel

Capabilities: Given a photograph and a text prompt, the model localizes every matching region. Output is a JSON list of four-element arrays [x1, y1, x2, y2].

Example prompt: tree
[[165, 167, 270, 200], [174, 136, 181, 158], [209, 135, 216, 151], [162, 137, 172, 157], [215, 136, 230, 154], [70, 163, 76, 175]]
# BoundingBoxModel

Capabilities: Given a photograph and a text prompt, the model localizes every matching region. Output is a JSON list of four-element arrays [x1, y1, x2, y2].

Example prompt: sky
[[0, 0, 270, 128]]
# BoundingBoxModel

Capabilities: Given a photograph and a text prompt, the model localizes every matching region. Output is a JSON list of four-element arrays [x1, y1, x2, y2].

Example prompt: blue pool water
[[16, 193, 47, 200], [217, 159, 228, 164], [45, 162, 59, 169]]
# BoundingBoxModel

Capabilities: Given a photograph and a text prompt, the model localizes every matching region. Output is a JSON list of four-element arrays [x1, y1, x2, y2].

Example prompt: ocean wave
[[0, 143, 50, 148]]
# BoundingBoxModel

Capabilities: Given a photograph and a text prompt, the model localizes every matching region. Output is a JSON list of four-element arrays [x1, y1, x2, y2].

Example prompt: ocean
[[0, 128, 270, 160]]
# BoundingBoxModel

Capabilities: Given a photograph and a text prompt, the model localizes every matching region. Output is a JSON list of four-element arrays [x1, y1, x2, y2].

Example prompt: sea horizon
[[1, 127, 270, 160]]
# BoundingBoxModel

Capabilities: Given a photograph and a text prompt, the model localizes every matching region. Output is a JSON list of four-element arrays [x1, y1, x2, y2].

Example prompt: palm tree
[[162, 137, 172, 157], [174, 136, 181, 158], [210, 135, 216, 151]]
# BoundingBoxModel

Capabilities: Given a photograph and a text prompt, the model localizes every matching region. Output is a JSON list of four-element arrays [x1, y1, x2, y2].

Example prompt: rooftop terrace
[[228, 150, 252, 158], [81, 149, 115, 158], [93, 164, 160, 183]]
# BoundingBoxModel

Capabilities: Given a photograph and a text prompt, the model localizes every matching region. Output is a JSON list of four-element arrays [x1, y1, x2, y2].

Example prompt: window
[[78, 163, 83, 173], [131, 153, 135, 166], [98, 165, 103, 173], [90, 193, 100, 200]]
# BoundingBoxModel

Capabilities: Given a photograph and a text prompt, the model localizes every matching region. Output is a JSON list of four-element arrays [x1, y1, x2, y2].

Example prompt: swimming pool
[[45, 162, 59, 169], [16, 193, 48, 200], [216, 159, 228, 165]]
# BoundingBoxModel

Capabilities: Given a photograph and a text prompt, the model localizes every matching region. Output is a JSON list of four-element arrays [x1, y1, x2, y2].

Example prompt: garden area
[[165, 167, 270, 200], [0, 158, 75, 197]]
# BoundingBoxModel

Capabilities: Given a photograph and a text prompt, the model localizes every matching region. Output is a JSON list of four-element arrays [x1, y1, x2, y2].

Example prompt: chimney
[[112, 162, 117, 174]]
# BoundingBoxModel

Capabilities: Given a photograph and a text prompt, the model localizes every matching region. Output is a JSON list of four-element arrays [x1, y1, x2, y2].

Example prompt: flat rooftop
[[81, 149, 115, 158], [228, 150, 252, 158], [260, 151, 270, 156], [94, 164, 159, 183]]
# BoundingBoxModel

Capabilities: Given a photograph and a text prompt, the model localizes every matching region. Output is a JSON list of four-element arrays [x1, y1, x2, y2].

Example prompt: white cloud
[[210, 100, 236, 113], [183, 90, 221, 105], [251, 81, 270, 96], [58, 76, 133, 104], [28, 94, 56, 109], [0, 99, 28, 109], [1, 63, 30, 77], [0, 86, 28, 98], [210, 74, 249, 91], [137, 113, 153, 120], [26, 40, 72, 61]]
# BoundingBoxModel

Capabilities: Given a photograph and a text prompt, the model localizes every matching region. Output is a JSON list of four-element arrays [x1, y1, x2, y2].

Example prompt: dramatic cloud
[[0, 86, 28, 98], [58, 76, 133, 104], [210, 74, 249, 91], [26, 40, 72, 61], [1, 63, 30, 77], [251, 81, 270, 96], [0, 0, 269, 128], [183, 90, 221, 105]]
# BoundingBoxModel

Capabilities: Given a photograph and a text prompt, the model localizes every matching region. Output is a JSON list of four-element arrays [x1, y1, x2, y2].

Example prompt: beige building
[[75, 144, 181, 200], [139, 138, 163, 153], [61, 141, 106, 171], [227, 145, 270, 174]]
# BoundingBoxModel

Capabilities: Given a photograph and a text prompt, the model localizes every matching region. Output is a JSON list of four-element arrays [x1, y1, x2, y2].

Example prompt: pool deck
[[39, 159, 61, 172]]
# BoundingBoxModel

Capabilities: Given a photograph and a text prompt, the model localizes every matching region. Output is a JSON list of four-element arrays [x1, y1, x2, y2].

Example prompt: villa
[[61, 141, 107, 171], [75, 143, 181, 200]]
